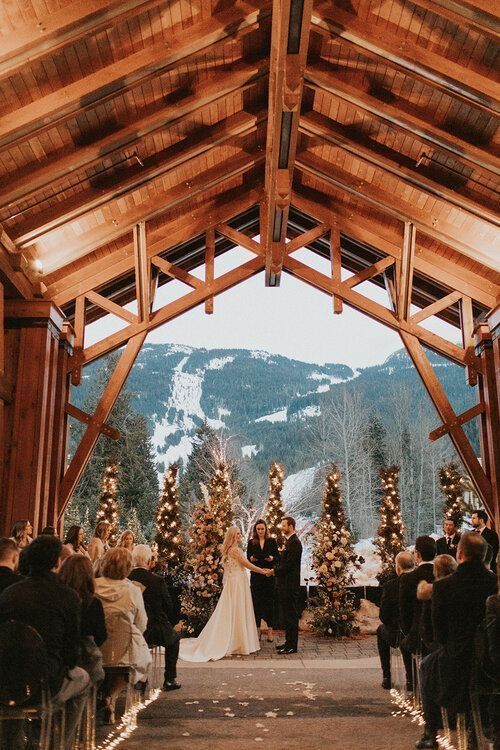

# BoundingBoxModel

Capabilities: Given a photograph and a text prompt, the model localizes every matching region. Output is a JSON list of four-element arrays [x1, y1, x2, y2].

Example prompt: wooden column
[[1, 301, 70, 535], [475, 316, 500, 530]]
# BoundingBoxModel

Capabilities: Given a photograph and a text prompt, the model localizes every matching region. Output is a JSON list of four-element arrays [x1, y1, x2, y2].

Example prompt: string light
[[265, 462, 286, 551], [96, 688, 161, 750], [376, 466, 406, 583], [154, 464, 185, 577], [438, 462, 465, 528], [96, 461, 120, 546]]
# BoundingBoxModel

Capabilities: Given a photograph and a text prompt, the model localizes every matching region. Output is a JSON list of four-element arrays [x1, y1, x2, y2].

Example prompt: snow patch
[[206, 356, 235, 370], [316, 384, 330, 393], [218, 407, 231, 418], [166, 356, 204, 419], [160, 435, 194, 467], [255, 408, 287, 423], [282, 467, 316, 506], [241, 444, 258, 458], [297, 405, 321, 419], [206, 418, 226, 430], [250, 350, 272, 361]]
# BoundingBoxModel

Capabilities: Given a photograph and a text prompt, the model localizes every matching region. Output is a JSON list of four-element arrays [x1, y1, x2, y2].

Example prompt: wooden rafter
[[133, 223, 150, 324], [262, 0, 314, 285], [299, 111, 499, 227], [1, 63, 265, 213], [311, 3, 498, 115], [65, 402, 120, 441], [400, 331, 492, 512], [151, 257, 203, 289], [0, 1, 270, 150], [330, 224, 342, 314], [47, 185, 263, 305], [85, 291, 137, 324], [344, 257, 395, 290], [429, 402, 485, 441], [295, 151, 495, 268], [58, 332, 147, 516], [397, 222, 416, 322], [411, 291, 463, 325], [285, 223, 329, 254], [205, 229, 215, 315], [406, 0, 500, 39], [10, 110, 265, 239], [305, 62, 500, 178], [292, 188, 499, 310], [216, 224, 263, 255]]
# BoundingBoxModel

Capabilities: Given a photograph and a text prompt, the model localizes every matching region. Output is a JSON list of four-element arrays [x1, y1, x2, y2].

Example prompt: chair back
[[0, 621, 47, 707], [100, 612, 133, 666]]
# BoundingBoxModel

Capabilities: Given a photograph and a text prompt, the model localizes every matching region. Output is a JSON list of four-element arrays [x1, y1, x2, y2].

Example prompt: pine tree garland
[[310, 465, 359, 637], [180, 501, 223, 635], [376, 465, 406, 583], [95, 461, 120, 546], [154, 464, 185, 578], [438, 461, 465, 528], [265, 462, 286, 551]]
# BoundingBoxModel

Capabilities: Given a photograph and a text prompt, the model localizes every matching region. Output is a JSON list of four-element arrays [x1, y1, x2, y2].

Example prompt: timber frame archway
[[0, 0, 498, 534]]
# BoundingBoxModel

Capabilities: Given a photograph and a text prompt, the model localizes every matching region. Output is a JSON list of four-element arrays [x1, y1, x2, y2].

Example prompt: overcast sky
[[86, 246, 457, 369]]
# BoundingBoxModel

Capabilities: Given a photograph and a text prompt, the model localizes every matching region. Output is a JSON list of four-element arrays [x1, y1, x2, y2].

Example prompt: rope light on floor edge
[[96, 688, 161, 750], [390, 689, 455, 750]]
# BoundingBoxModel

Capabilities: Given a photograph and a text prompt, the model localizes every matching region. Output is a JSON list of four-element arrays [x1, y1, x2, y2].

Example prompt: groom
[[273, 516, 302, 654]]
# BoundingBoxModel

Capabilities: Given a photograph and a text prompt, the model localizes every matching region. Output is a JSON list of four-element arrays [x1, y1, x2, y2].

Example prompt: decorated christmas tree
[[127, 507, 146, 544], [208, 462, 233, 543], [265, 462, 286, 551], [155, 464, 185, 578], [376, 465, 406, 583], [310, 465, 359, 637], [180, 501, 223, 634], [95, 461, 120, 546], [438, 461, 465, 527]]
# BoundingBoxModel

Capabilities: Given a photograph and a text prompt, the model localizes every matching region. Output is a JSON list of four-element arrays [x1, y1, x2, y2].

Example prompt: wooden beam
[[0, 0, 167, 80], [64, 402, 120, 441], [344, 257, 395, 289], [46, 184, 263, 305], [9, 110, 264, 235], [0, 1, 270, 150], [262, 0, 314, 285], [205, 229, 215, 315], [406, 0, 500, 40], [133, 223, 149, 324], [460, 295, 478, 385], [151, 256, 203, 289], [85, 291, 137, 324], [475, 323, 500, 523], [299, 110, 499, 227], [58, 332, 146, 516], [311, 3, 499, 115], [216, 224, 263, 255], [71, 295, 85, 387], [2, 63, 265, 212], [295, 151, 495, 269], [281, 252, 479, 369], [285, 223, 329, 254], [398, 222, 416, 322], [400, 330, 492, 512], [411, 290, 463, 325], [291, 187, 499, 309], [429, 402, 485, 441], [67, 255, 266, 369], [30, 149, 265, 268], [305, 62, 500, 178], [330, 224, 342, 314]]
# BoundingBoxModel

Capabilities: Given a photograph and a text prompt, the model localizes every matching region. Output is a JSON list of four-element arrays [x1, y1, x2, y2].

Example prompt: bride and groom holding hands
[[179, 516, 303, 662]]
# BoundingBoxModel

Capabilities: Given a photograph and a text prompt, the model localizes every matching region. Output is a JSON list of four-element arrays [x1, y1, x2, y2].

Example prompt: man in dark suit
[[0, 537, 20, 594], [471, 509, 499, 573], [399, 535, 436, 655], [435, 519, 461, 559], [273, 516, 302, 654], [377, 551, 415, 689], [416, 532, 497, 749], [129, 544, 183, 691]]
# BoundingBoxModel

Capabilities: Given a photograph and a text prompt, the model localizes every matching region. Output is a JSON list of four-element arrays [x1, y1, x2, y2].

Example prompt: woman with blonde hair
[[88, 521, 111, 564], [117, 530, 135, 551], [180, 526, 272, 662]]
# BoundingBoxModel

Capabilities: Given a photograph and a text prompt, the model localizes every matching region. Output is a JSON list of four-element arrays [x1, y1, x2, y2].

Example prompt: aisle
[[121, 637, 420, 750]]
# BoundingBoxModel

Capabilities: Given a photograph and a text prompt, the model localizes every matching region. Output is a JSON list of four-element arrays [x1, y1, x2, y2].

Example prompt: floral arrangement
[[310, 465, 360, 637]]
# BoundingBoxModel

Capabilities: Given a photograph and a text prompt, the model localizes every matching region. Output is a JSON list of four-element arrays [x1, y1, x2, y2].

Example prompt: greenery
[[96, 462, 120, 546], [439, 461, 465, 527], [155, 464, 186, 578], [376, 466, 406, 583], [265, 462, 286, 551]]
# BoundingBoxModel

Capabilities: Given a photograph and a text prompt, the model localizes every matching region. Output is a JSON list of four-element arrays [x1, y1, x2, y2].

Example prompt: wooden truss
[[60, 210, 497, 519]]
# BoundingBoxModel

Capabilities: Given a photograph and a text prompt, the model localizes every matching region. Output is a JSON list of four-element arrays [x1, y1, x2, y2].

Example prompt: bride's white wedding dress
[[179, 551, 260, 662]]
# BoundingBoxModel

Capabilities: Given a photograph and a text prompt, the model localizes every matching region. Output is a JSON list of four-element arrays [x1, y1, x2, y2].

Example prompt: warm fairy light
[[96, 461, 120, 546], [96, 689, 161, 750], [439, 461, 465, 528], [265, 462, 286, 551], [154, 464, 185, 578], [376, 466, 406, 583]]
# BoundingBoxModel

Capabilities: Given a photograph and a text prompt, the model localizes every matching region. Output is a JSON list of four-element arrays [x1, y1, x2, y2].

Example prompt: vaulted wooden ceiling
[[0, 0, 498, 315]]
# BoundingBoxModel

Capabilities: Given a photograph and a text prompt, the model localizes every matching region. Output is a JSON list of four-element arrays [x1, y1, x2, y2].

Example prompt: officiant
[[247, 520, 280, 642]]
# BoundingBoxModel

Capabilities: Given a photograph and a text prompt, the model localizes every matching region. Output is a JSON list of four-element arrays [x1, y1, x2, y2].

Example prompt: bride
[[179, 526, 273, 662]]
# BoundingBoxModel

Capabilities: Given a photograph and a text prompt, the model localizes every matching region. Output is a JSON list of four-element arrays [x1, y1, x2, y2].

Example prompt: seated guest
[[471, 510, 499, 573], [417, 554, 457, 652], [377, 551, 415, 690], [40, 526, 57, 536], [0, 537, 21, 594], [0, 535, 90, 748], [484, 582, 500, 750], [95, 547, 151, 723], [117, 530, 135, 552], [416, 532, 497, 749], [129, 544, 184, 692], [88, 521, 110, 565], [399, 536, 436, 655], [436, 518, 461, 558], [64, 525, 89, 557], [10, 519, 33, 549], [59, 555, 107, 684]]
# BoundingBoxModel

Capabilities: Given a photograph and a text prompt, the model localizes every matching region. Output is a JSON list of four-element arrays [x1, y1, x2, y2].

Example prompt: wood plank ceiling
[[0, 0, 498, 312]]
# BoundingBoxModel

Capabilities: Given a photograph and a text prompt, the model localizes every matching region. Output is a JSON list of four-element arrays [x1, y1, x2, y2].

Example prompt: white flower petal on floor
[[265, 711, 277, 718]]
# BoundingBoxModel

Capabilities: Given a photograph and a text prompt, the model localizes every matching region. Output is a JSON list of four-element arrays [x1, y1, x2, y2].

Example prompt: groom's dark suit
[[274, 533, 302, 651]]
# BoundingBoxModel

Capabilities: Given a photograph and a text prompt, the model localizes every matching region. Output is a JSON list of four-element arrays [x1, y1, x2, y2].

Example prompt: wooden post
[[1, 301, 67, 534], [475, 319, 500, 530], [329, 225, 342, 314], [205, 228, 215, 314], [134, 222, 150, 323]]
